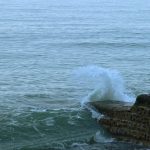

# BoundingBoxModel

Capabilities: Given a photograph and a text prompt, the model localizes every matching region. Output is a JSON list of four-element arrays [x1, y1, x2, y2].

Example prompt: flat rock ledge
[[90, 94, 150, 145]]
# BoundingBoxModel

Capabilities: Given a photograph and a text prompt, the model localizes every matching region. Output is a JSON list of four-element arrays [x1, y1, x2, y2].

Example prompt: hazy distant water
[[0, 0, 150, 149]]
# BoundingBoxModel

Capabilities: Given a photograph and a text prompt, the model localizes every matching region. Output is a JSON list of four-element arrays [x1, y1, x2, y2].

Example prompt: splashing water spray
[[72, 66, 134, 106]]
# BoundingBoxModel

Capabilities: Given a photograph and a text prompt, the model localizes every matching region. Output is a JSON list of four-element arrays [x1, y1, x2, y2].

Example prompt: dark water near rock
[[0, 0, 150, 149]]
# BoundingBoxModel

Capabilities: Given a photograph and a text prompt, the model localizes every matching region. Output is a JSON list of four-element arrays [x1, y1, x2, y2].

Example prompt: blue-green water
[[0, 0, 150, 149]]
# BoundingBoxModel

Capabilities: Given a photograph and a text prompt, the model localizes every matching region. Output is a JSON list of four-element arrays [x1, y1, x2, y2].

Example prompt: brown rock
[[89, 94, 150, 145], [134, 94, 150, 106]]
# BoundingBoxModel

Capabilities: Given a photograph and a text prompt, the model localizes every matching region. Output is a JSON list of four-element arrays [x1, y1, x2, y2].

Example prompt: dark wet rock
[[90, 94, 150, 145], [134, 94, 150, 106]]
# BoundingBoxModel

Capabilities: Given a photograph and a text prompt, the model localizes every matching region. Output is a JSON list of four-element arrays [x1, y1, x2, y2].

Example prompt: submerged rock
[[90, 94, 150, 145]]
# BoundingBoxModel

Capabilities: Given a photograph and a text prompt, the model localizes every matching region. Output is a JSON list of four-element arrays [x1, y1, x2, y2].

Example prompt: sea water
[[0, 0, 150, 149]]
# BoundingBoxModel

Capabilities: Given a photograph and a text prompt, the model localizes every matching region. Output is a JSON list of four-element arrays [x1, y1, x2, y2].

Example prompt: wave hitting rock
[[90, 94, 150, 145]]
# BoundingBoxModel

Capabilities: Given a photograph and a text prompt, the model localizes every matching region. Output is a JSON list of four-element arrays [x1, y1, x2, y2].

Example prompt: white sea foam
[[85, 105, 103, 119], [94, 130, 114, 143], [73, 66, 135, 106]]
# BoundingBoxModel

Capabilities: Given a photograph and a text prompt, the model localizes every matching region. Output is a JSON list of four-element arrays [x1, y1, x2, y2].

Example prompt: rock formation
[[90, 94, 150, 145]]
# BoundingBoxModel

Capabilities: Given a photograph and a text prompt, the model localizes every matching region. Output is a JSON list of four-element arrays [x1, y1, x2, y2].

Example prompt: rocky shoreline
[[90, 94, 150, 145]]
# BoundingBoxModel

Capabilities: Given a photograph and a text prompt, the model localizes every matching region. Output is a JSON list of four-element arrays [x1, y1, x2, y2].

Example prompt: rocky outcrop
[[90, 94, 150, 145]]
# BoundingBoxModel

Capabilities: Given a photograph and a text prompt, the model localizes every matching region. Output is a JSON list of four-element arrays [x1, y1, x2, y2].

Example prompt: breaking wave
[[73, 66, 134, 105]]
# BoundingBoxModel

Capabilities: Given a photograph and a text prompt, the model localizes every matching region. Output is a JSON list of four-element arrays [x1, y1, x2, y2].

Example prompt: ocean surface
[[0, 0, 150, 149]]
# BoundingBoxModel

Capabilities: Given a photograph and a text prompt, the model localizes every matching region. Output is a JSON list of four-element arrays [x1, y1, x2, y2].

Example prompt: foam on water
[[94, 131, 114, 143], [73, 66, 135, 106]]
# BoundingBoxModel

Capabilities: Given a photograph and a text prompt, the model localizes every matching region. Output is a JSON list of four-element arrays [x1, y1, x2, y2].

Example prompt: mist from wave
[[72, 66, 135, 106]]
